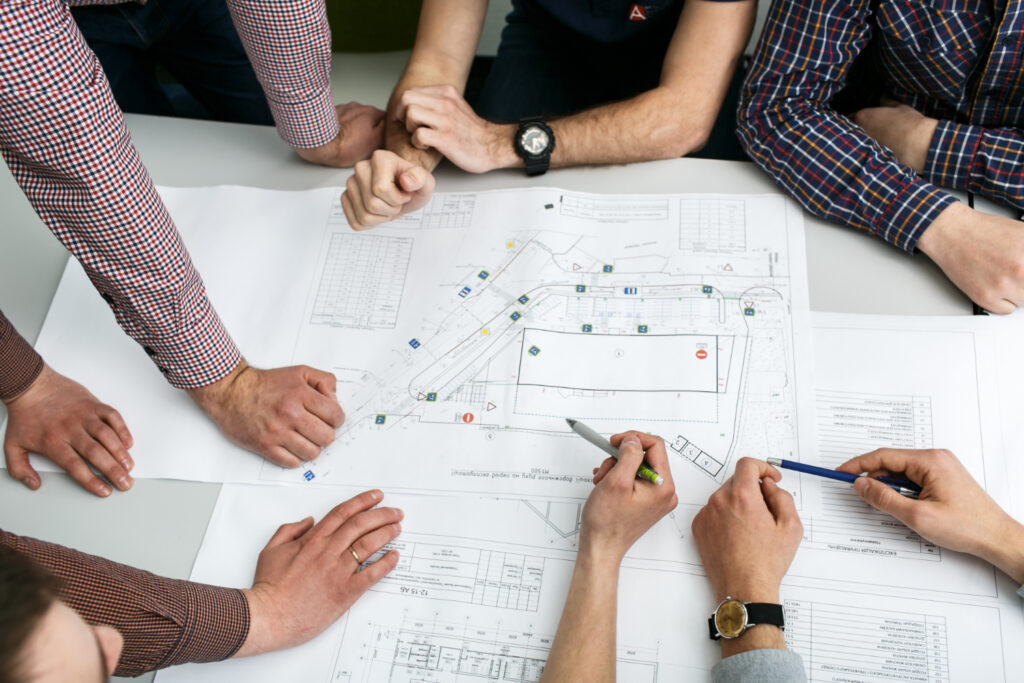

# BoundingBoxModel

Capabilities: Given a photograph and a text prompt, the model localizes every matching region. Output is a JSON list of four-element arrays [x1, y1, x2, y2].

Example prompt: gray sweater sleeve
[[711, 649, 807, 683]]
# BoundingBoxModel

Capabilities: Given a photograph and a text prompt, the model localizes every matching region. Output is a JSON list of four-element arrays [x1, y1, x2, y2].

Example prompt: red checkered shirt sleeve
[[225, 0, 339, 148], [0, 529, 250, 676], [0, 0, 241, 389], [925, 121, 1024, 210], [737, 0, 957, 252], [0, 311, 43, 402]]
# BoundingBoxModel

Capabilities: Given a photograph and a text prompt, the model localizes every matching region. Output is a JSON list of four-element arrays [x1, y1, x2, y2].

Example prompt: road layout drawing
[[260, 189, 815, 513]]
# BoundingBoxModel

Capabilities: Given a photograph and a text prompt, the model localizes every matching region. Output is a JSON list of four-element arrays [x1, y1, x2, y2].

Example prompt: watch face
[[714, 599, 748, 639], [520, 125, 550, 156]]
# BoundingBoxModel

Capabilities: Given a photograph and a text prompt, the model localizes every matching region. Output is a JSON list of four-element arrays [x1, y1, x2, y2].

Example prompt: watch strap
[[745, 602, 785, 630]]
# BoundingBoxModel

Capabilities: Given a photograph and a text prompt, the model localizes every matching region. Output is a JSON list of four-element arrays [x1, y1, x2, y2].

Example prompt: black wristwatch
[[708, 597, 785, 640], [515, 116, 555, 177]]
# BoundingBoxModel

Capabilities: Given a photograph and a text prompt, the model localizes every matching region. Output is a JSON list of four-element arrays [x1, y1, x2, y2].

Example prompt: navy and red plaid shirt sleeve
[[0, 0, 241, 389], [0, 311, 43, 402], [225, 0, 339, 148], [737, 0, 957, 252], [925, 121, 1024, 209], [0, 529, 250, 677]]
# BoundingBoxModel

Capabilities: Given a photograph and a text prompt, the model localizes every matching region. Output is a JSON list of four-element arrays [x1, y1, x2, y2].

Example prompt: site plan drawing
[[262, 187, 815, 516]]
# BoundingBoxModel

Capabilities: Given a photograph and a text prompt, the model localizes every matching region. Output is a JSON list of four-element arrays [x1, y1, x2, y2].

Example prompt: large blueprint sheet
[[15, 186, 815, 519], [155, 314, 1024, 683]]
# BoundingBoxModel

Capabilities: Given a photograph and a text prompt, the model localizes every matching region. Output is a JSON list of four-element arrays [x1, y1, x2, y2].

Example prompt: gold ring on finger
[[349, 547, 361, 564]]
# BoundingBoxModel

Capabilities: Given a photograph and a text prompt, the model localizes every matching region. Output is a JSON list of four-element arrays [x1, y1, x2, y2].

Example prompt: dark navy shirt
[[527, 0, 741, 43]]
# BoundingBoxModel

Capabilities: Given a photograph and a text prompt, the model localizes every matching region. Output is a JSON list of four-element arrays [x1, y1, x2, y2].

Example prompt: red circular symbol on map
[[696, 349, 708, 360], [462, 413, 475, 423]]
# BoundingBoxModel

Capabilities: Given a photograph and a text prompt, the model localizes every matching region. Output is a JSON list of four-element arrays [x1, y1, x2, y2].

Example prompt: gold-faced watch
[[708, 597, 785, 640]]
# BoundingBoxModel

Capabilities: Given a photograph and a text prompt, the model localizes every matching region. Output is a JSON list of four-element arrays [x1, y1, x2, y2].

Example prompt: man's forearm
[[541, 545, 619, 682]]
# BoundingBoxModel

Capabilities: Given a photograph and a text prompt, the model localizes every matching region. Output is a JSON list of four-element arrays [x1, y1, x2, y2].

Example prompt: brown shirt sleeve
[[0, 529, 250, 677], [0, 311, 44, 402]]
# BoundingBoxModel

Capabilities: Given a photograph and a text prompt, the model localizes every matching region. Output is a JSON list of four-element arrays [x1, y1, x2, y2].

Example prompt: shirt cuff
[[877, 177, 959, 252], [269, 82, 340, 150], [712, 649, 807, 683], [923, 120, 984, 193], [105, 284, 241, 390], [0, 314, 44, 402], [163, 583, 250, 666]]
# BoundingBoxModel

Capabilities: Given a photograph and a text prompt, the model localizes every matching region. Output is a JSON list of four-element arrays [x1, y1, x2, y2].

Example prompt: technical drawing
[[311, 233, 412, 329], [334, 612, 659, 683], [679, 198, 746, 252], [391, 193, 477, 229], [267, 189, 811, 508]]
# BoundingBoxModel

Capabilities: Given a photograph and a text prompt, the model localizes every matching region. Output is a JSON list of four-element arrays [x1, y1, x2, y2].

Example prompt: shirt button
[[1001, 35, 1015, 47], [143, 346, 157, 356], [101, 293, 114, 305], [983, 87, 1000, 97], [919, 33, 932, 48], [157, 366, 168, 374]]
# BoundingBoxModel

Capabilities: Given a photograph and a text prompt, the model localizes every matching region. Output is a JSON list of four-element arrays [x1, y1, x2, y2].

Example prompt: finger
[[4, 443, 40, 490], [348, 521, 402, 567], [305, 367, 337, 398], [303, 387, 345, 429], [348, 549, 400, 593], [264, 516, 314, 549], [638, 436, 672, 485], [404, 104, 446, 134], [294, 411, 336, 449], [341, 190, 370, 231], [334, 506, 405, 549], [73, 433, 132, 491], [310, 489, 383, 538], [87, 419, 134, 475], [98, 404, 134, 451], [51, 445, 112, 497], [609, 433, 645, 485], [264, 445, 303, 469], [760, 477, 799, 524], [836, 448, 915, 479], [397, 166, 432, 195], [369, 152, 416, 207], [610, 431, 663, 450], [593, 457, 615, 484], [731, 457, 781, 488], [852, 477, 920, 527], [280, 431, 322, 462], [410, 126, 443, 152]]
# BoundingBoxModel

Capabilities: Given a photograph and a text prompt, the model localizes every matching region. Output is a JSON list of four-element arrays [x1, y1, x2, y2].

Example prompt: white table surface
[[0, 54, 972, 682]]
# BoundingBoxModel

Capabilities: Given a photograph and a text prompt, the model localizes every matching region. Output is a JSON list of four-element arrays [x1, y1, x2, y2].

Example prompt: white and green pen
[[566, 418, 664, 486]]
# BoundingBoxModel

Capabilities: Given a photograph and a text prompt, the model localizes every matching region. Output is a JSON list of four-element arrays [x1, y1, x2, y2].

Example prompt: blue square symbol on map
[[582, 324, 592, 333], [702, 285, 713, 294], [303, 470, 315, 482], [518, 295, 529, 304], [744, 308, 755, 316], [602, 265, 613, 273], [576, 285, 586, 293], [528, 346, 541, 356], [426, 392, 437, 402], [624, 287, 637, 295], [375, 415, 386, 425], [637, 325, 648, 333], [459, 286, 472, 298], [510, 311, 521, 321], [409, 338, 420, 349], [478, 270, 489, 279]]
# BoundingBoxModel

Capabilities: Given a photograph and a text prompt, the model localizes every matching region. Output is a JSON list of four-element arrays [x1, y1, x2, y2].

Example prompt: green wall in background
[[327, 0, 423, 52]]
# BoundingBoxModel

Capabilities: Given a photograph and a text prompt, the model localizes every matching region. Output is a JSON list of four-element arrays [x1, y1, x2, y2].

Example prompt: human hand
[[837, 448, 1024, 583], [691, 458, 803, 604], [235, 489, 402, 656], [341, 150, 435, 230], [583, 431, 678, 562], [852, 101, 937, 174], [3, 364, 133, 496], [295, 102, 385, 168], [187, 359, 344, 468], [916, 202, 1024, 313], [397, 85, 518, 174]]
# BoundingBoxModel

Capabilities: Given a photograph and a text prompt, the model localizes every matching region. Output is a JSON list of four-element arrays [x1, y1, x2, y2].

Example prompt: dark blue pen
[[766, 457, 921, 499]]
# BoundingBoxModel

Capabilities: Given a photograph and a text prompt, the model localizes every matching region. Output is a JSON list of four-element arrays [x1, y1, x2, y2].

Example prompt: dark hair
[[0, 545, 62, 683]]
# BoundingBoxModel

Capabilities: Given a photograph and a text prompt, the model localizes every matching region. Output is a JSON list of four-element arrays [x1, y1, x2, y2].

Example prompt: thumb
[[398, 166, 430, 194], [760, 478, 798, 523], [853, 477, 917, 524], [265, 516, 315, 549], [611, 433, 645, 484], [4, 443, 40, 490]]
